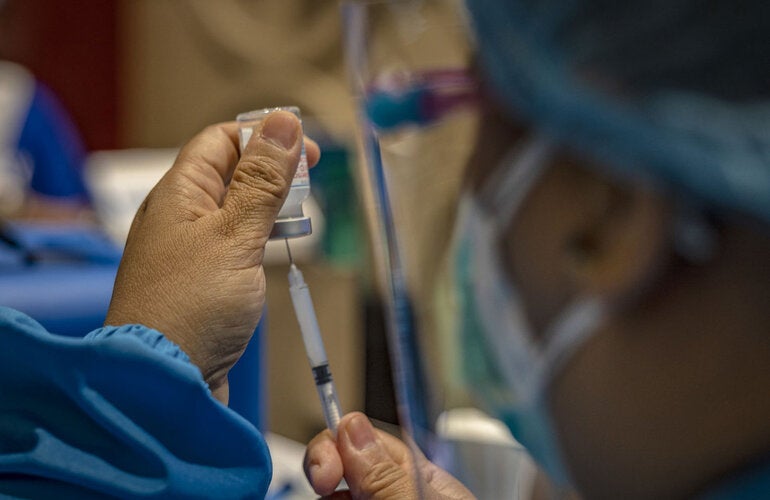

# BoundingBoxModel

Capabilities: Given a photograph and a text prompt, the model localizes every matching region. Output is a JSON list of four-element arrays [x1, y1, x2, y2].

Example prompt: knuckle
[[201, 123, 222, 136], [173, 151, 204, 177], [196, 123, 229, 145], [234, 154, 291, 205], [213, 210, 240, 239], [178, 124, 234, 162], [214, 200, 274, 243], [358, 461, 411, 497]]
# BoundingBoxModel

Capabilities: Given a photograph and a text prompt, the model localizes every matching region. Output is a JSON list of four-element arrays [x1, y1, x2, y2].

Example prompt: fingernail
[[308, 463, 322, 484], [346, 414, 376, 451], [260, 111, 299, 150]]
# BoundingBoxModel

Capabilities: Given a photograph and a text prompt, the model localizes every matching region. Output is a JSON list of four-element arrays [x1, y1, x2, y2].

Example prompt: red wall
[[0, 0, 119, 150]]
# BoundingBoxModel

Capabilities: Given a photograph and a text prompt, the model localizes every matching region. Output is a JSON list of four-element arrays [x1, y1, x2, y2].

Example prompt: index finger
[[304, 136, 321, 168], [304, 429, 344, 497], [173, 122, 241, 186]]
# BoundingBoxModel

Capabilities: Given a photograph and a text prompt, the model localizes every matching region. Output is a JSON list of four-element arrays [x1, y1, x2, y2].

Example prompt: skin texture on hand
[[304, 412, 476, 500], [105, 111, 319, 403]]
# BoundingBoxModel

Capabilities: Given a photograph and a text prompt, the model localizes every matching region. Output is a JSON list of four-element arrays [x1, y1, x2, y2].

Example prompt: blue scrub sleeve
[[0, 307, 272, 499]]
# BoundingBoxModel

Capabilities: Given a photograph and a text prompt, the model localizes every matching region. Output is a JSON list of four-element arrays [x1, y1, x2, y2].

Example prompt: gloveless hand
[[105, 111, 320, 403], [305, 412, 476, 499]]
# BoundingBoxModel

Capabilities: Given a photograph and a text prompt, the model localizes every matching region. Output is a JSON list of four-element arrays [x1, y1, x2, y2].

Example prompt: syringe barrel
[[288, 264, 328, 367], [288, 261, 342, 435], [315, 376, 342, 436]]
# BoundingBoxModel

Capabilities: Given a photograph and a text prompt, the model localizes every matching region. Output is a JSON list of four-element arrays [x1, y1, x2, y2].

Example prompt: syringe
[[285, 239, 343, 436]]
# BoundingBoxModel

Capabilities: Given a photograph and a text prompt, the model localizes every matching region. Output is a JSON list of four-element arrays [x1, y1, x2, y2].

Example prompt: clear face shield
[[342, 1, 546, 497], [341, 0, 770, 497]]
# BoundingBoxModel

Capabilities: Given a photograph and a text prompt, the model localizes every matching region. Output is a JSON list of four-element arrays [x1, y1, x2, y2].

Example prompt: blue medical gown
[[0, 307, 271, 498]]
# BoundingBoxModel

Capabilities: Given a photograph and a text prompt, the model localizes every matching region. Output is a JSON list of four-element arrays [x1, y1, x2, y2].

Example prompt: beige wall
[[119, 0, 356, 148]]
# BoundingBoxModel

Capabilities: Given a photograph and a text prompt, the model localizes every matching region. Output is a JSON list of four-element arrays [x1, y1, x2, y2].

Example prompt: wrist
[[105, 296, 256, 404]]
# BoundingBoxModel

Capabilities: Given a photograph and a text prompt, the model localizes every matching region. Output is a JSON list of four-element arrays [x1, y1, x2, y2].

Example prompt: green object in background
[[309, 143, 363, 267]]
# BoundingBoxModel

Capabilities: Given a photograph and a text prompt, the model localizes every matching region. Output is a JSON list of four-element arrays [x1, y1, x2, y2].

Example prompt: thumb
[[337, 413, 419, 500], [220, 110, 302, 243]]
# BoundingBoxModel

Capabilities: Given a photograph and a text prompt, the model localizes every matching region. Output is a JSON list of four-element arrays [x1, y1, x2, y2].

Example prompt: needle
[[285, 238, 294, 264]]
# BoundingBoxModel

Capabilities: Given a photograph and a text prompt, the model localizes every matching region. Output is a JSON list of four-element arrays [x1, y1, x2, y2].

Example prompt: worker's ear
[[563, 163, 671, 301]]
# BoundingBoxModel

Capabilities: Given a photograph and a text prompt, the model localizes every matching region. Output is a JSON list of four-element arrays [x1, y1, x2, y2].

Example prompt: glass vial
[[237, 106, 312, 239]]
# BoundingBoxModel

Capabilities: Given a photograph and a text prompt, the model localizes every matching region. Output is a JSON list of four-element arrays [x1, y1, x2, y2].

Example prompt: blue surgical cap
[[464, 0, 770, 223]]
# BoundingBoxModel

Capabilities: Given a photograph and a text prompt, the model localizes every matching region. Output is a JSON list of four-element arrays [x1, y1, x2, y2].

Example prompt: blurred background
[[0, 0, 400, 469]]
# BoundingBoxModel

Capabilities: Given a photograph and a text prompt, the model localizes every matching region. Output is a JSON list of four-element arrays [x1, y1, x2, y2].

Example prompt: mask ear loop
[[477, 133, 555, 225], [477, 136, 611, 393], [539, 298, 606, 390], [465, 135, 559, 397]]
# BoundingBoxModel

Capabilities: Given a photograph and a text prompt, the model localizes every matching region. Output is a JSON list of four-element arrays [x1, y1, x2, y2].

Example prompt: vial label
[[293, 150, 309, 186]]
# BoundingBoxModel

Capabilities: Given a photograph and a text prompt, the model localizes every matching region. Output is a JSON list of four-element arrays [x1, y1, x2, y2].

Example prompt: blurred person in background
[[303, 0, 770, 498], [0, 1, 90, 223], [0, 59, 89, 221]]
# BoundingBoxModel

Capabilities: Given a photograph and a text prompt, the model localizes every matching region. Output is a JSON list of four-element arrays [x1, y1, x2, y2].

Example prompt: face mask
[[450, 134, 606, 486]]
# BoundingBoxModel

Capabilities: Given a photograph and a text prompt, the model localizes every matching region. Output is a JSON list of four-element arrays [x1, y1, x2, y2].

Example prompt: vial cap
[[270, 217, 312, 239]]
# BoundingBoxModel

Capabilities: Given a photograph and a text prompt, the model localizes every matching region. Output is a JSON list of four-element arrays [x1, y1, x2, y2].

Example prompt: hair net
[[464, 0, 770, 223]]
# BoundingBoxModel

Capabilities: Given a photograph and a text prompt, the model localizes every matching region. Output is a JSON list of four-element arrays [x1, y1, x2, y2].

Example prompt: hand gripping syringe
[[286, 241, 343, 436]]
